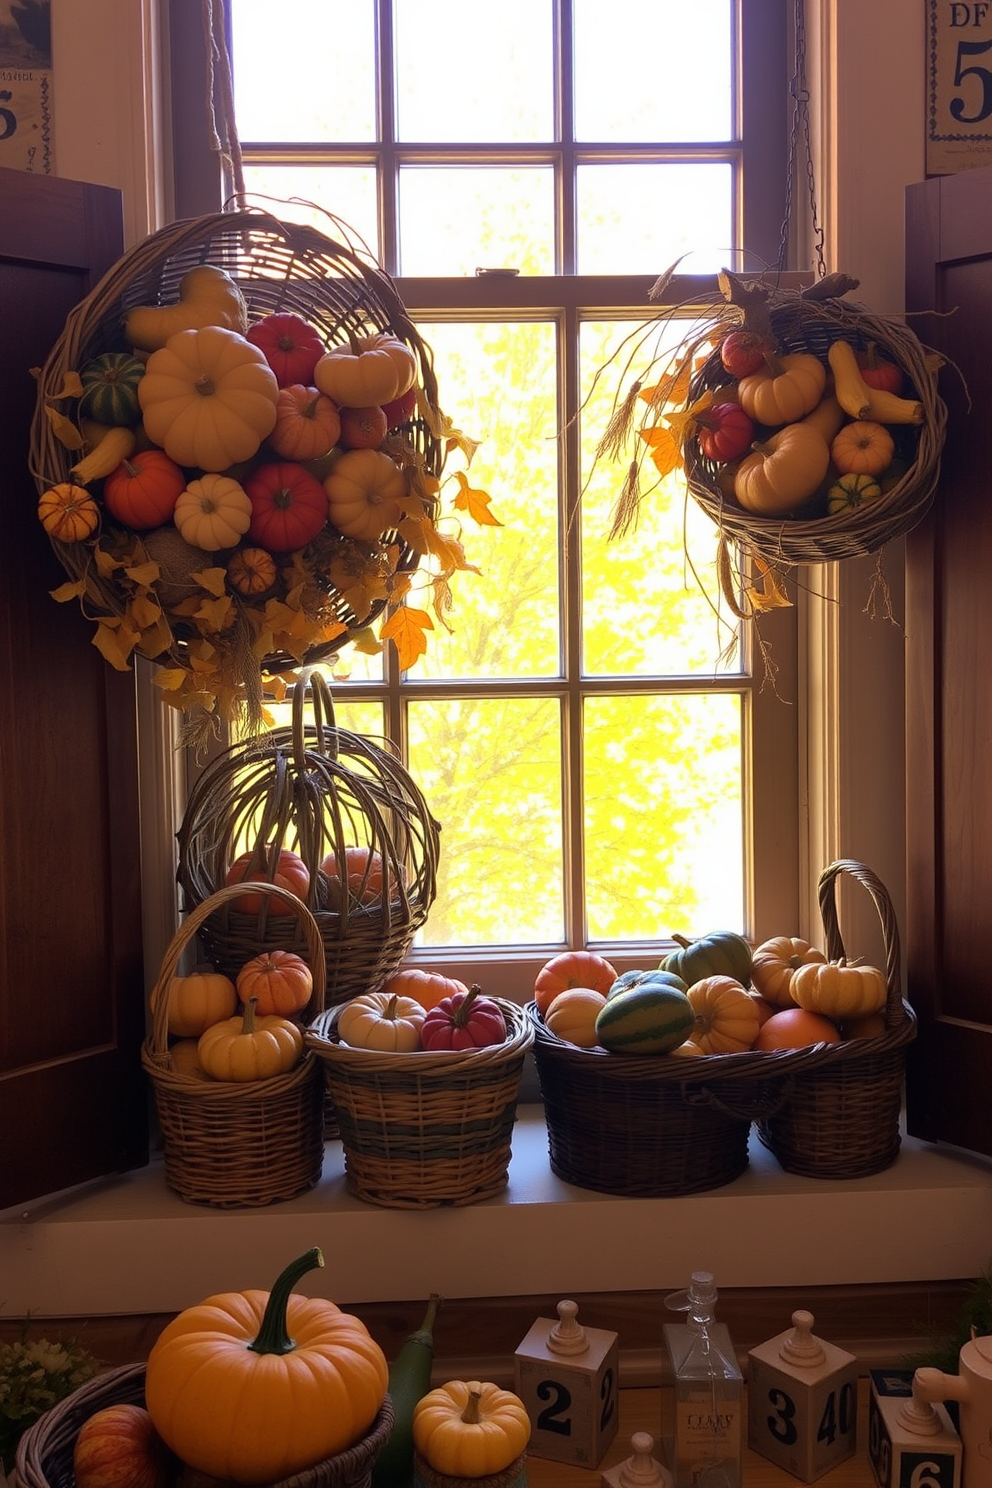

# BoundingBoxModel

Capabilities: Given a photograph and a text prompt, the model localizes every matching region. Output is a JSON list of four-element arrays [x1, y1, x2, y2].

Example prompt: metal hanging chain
[[776, 0, 826, 277]]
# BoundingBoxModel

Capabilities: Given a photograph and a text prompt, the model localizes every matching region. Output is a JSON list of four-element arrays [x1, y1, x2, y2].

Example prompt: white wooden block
[[747, 1309, 858, 1482], [514, 1299, 620, 1467], [868, 1368, 962, 1488]]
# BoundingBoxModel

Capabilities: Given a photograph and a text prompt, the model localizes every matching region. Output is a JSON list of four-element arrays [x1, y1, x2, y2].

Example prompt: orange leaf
[[638, 424, 682, 478], [380, 605, 433, 670], [451, 471, 502, 526]]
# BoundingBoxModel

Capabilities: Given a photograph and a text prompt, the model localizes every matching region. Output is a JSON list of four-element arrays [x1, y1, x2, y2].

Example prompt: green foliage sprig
[[0, 1330, 101, 1471], [903, 1264, 992, 1376]]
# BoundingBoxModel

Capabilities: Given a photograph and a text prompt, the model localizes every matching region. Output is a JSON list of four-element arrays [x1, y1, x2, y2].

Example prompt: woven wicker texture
[[681, 283, 948, 565], [413, 1452, 528, 1488], [28, 205, 442, 688], [177, 671, 440, 1006], [141, 882, 327, 1207], [15, 1363, 395, 1488], [755, 858, 917, 1179], [305, 999, 534, 1208]]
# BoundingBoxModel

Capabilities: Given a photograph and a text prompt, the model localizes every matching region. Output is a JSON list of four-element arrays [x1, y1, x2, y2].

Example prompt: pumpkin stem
[[461, 1390, 483, 1426], [761, 350, 785, 377], [451, 985, 482, 1028], [385, 992, 399, 1020], [242, 996, 258, 1034], [671, 934, 694, 950], [248, 1246, 324, 1356]]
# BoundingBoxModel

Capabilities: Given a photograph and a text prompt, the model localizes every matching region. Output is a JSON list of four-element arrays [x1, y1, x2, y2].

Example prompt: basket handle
[[817, 859, 903, 1029], [148, 881, 327, 1058], [292, 668, 339, 765]]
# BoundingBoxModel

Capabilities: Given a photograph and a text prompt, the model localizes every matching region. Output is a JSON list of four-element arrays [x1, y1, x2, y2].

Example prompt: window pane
[[413, 321, 560, 680], [584, 694, 744, 941], [577, 164, 733, 275], [573, 0, 733, 142], [394, 0, 553, 142], [241, 166, 380, 261], [409, 698, 564, 945], [399, 168, 555, 276], [231, 0, 376, 142], [580, 320, 740, 677]]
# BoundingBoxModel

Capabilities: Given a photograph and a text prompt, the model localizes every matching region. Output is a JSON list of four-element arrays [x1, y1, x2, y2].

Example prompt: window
[[173, 0, 798, 997]]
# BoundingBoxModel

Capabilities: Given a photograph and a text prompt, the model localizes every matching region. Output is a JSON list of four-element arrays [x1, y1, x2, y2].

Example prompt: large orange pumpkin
[[225, 847, 310, 914], [382, 967, 469, 1012], [236, 949, 313, 1017], [533, 950, 618, 1015]]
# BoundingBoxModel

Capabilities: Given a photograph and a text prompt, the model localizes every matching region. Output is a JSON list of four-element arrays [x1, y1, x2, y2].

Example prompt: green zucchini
[[371, 1293, 442, 1488]]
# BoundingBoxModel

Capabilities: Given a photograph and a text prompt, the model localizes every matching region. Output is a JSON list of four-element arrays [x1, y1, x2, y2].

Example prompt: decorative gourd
[[321, 845, 385, 905], [686, 975, 761, 1053], [70, 423, 138, 484], [226, 544, 278, 596], [720, 329, 775, 378], [695, 401, 754, 463], [737, 352, 826, 426], [197, 995, 303, 1081], [236, 949, 313, 1018], [827, 337, 924, 425], [246, 311, 327, 387], [336, 991, 426, 1052], [125, 264, 249, 352], [269, 383, 342, 461], [323, 448, 407, 541], [72, 1403, 174, 1488], [800, 394, 847, 445], [420, 985, 507, 1051], [607, 968, 688, 999], [827, 471, 882, 515], [338, 403, 388, 450], [382, 967, 469, 1013], [857, 342, 905, 394], [225, 846, 310, 914], [412, 1380, 531, 1478], [749, 936, 826, 1007], [543, 987, 608, 1047], [103, 449, 186, 530], [144, 1247, 389, 1485], [138, 325, 280, 471], [152, 967, 238, 1039], [314, 331, 418, 408], [734, 422, 831, 514], [79, 351, 146, 426], [594, 982, 695, 1054], [246, 461, 329, 550], [791, 956, 888, 1021], [830, 419, 895, 476], [37, 482, 100, 543], [754, 1006, 842, 1051], [533, 950, 618, 1015], [662, 930, 753, 988], [174, 473, 252, 551]]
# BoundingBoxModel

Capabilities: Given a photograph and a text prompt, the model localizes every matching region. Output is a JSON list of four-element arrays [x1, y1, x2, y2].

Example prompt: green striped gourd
[[79, 351, 145, 426], [661, 930, 752, 988], [595, 983, 695, 1055]]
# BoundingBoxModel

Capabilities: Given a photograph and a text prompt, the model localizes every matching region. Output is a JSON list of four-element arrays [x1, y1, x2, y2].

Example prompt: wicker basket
[[177, 671, 440, 1007], [28, 205, 443, 720], [755, 858, 918, 1179], [15, 1362, 395, 1488], [526, 1003, 790, 1198], [305, 999, 534, 1208], [680, 281, 948, 566], [141, 881, 327, 1207]]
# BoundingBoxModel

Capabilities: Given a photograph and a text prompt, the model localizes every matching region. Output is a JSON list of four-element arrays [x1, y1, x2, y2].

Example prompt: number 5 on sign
[[926, 0, 992, 174], [514, 1301, 619, 1467]]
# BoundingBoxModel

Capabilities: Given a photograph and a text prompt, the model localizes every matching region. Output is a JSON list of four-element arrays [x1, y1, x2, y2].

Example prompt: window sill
[[2, 1107, 991, 1320]]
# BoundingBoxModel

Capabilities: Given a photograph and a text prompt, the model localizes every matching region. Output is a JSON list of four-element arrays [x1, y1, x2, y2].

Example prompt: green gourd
[[607, 968, 687, 1000], [371, 1293, 442, 1488], [661, 930, 753, 988], [79, 352, 145, 426], [594, 983, 695, 1055]]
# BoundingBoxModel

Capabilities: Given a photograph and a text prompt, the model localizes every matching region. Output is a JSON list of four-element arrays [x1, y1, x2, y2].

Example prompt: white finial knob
[[618, 1433, 672, 1488], [548, 1299, 588, 1355], [897, 1372, 945, 1436], [779, 1309, 826, 1367]]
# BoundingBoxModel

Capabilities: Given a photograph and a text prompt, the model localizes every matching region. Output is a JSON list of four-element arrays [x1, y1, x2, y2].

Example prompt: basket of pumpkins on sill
[[305, 970, 534, 1209], [141, 881, 327, 1208], [15, 1247, 395, 1488], [525, 858, 915, 1193]]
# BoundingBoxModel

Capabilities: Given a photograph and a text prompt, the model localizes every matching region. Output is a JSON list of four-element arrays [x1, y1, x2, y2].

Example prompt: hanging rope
[[777, 0, 826, 277], [202, 0, 246, 206]]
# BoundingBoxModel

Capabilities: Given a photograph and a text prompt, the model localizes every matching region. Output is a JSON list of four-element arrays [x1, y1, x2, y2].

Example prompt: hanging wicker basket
[[28, 205, 445, 725], [176, 670, 440, 1006]]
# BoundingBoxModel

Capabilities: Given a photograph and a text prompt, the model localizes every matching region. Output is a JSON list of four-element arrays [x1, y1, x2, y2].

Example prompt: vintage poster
[[927, 0, 992, 174], [0, 0, 53, 173]]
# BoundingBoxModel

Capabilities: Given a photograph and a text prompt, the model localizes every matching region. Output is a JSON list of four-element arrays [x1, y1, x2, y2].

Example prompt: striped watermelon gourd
[[80, 351, 145, 426], [595, 983, 695, 1055]]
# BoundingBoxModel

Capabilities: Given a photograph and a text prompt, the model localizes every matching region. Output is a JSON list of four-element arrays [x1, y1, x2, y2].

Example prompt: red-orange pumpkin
[[245, 462, 329, 551], [533, 950, 618, 1016], [382, 967, 469, 1012], [73, 1404, 174, 1488], [269, 384, 342, 462], [225, 847, 310, 914], [236, 949, 313, 1017], [321, 845, 391, 906], [338, 404, 388, 450], [246, 312, 326, 388], [103, 450, 186, 530]]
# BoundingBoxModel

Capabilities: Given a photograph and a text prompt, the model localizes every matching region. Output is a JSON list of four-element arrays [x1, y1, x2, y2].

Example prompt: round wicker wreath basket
[[28, 204, 444, 713], [680, 280, 948, 566], [176, 670, 440, 1006]]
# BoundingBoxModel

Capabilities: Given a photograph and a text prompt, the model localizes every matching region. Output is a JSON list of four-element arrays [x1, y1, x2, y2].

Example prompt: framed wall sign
[[0, 0, 53, 174], [928, 0, 992, 174]]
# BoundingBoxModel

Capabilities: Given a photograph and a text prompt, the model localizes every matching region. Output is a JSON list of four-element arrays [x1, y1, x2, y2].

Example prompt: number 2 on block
[[536, 1378, 572, 1436]]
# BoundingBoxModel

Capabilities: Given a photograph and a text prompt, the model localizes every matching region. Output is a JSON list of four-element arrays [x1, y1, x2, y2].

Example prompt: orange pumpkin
[[754, 1007, 842, 1051], [686, 975, 760, 1053], [321, 845, 390, 906], [37, 482, 100, 543], [734, 422, 830, 514], [269, 383, 342, 462], [236, 949, 313, 1017], [227, 545, 278, 596], [544, 987, 607, 1047], [383, 967, 469, 1012], [750, 936, 827, 1007], [225, 847, 310, 913], [103, 450, 186, 530], [314, 332, 417, 407], [737, 352, 826, 426], [830, 418, 895, 476], [533, 950, 618, 1016], [152, 967, 238, 1039], [323, 448, 407, 541]]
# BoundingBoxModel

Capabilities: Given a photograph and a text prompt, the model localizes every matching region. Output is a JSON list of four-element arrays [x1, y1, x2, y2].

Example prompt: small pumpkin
[[246, 461, 329, 551], [103, 449, 186, 530], [662, 930, 752, 988], [412, 1380, 531, 1479], [225, 846, 311, 913], [830, 418, 895, 477], [152, 967, 238, 1039], [543, 987, 608, 1047], [737, 351, 827, 426], [197, 996, 303, 1081], [686, 975, 761, 1053], [338, 404, 388, 450], [37, 482, 100, 542], [226, 544, 278, 596], [138, 325, 280, 471], [269, 383, 342, 461], [174, 472, 252, 551], [382, 966, 469, 1012], [336, 990, 426, 1052], [73, 1403, 174, 1488], [791, 956, 888, 1021], [236, 949, 313, 1018], [695, 401, 754, 463], [79, 351, 145, 426], [125, 264, 249, 352], [720, 329, 776, 378], [246, 311, 327, 387], [314, 331, 418, 408], [144, 1247, 389, 1485], [750, 936, 826, 1007], [324, 448, 407, 541], [827, 470, 882, 515], [534, 950, 618, 1015], [734, 422, 831, 514], [420, 985, 507, 1051]]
